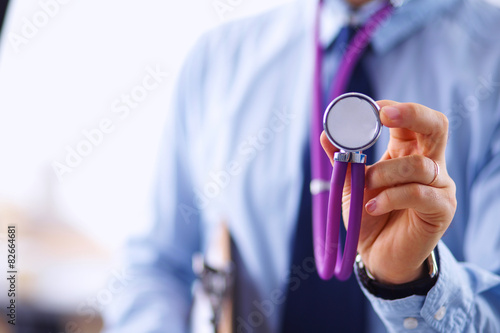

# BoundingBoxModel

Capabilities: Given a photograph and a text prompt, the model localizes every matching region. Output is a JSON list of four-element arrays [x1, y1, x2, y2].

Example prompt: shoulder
[[204, 1, 311, 49], [449, 0, 500, 44], [186, 0, 313, 75]]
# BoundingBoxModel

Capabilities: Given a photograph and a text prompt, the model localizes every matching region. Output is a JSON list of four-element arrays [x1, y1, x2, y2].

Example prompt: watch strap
[[356, 249, 439, 300]]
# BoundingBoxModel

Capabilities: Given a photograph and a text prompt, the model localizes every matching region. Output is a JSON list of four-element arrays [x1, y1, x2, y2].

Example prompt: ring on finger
[[428, 159, 440, 186]]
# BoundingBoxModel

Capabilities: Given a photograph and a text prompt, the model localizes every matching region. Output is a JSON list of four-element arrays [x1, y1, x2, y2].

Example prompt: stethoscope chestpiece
[[323, 92, 381, 156], [317, 92, 382, 281]]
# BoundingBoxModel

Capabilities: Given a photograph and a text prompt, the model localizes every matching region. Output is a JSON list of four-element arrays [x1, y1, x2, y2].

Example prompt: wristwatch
[[356, 249, 439, 300]]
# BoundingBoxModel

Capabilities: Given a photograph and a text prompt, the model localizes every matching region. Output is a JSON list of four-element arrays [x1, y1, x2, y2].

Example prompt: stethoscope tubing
[[316, 161, 365, 281], [312, 1, 394, 281]]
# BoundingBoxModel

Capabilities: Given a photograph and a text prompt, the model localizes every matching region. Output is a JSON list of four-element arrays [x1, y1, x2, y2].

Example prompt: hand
[[320, 101, 457, 284]]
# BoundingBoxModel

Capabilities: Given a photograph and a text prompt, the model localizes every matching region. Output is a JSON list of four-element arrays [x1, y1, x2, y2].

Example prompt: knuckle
[[411, 155, 427, 173], [427, 187, 441, 203], [397, 156, 416, 179], [408, 183, 427, 199], [406, 103, 419, 118], [450, 194, 458, 212], [437, 111, 449, 131], [446, 181, 458, 207], [440, 189, 457, 222]]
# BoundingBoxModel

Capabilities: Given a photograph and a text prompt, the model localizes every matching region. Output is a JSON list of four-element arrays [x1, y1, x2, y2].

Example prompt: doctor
[[104, 0, 500, 332]]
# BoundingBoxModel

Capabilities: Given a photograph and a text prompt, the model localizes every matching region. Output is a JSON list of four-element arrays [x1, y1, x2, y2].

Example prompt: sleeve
[[102, 35, 210, 333], [357, 117, 500, 332], [359, 241, 500, 332]]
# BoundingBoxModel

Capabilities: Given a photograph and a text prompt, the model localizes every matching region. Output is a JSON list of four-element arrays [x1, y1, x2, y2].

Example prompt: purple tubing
[[314, 161, 346, 280], [315, 162, 365, 281], [336, 162, 365, 280], [311, 2, 393, 281], [328, 4, 393, 99]]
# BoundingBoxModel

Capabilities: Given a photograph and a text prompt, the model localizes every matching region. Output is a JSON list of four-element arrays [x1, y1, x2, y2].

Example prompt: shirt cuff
[[356, 241, 473, 332]]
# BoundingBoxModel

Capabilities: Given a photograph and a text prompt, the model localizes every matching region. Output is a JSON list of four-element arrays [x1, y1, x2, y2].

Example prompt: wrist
[[372, 264, 427, 285], [356, 249, 439, 300]]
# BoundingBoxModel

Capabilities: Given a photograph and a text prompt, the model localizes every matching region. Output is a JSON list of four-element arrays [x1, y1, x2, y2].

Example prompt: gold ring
[[428, 159, 440, 186]]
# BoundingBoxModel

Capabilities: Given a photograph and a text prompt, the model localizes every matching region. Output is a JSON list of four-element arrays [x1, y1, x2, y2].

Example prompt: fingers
[[377, 101, 449, 160], [378, 101, 448, 137], [365, 183, 455, 222], [366, 155, 445, 189], [320, 131, 339, 163], [364, 183, 438, 215]]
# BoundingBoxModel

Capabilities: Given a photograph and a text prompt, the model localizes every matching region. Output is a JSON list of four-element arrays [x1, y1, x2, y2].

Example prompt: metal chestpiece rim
[[323, 93, 382, 153]]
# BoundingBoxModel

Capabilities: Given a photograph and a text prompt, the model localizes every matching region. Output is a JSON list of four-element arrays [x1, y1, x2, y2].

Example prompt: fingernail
[[365, 199, 377, 213], [382, 106, 401, 121]]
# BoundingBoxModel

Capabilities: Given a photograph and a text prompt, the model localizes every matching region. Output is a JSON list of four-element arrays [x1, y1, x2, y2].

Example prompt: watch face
[[323, 93, 382, 152]]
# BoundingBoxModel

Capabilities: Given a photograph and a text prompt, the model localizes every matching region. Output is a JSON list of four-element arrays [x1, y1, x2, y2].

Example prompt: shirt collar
[[319, 0, 461, 54]]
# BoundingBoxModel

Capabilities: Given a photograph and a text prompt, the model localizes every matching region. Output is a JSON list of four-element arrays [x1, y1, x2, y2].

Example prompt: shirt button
[[403, 317, 419, 330], [434, 306, 447, 320]]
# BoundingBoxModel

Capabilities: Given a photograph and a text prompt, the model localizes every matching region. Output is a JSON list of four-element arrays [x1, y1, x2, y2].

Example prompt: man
[[104, 0, 500, 331]]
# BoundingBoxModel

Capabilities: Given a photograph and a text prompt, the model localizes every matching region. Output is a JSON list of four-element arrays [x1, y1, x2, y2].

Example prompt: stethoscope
[[311, 0, 397, 281]]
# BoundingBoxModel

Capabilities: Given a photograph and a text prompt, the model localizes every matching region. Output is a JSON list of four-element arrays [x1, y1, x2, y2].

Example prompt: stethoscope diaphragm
[[323, 93, 382, 153]]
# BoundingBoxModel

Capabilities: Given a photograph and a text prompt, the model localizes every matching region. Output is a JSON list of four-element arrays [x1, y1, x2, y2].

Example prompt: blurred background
[[0, 1, 291, 332]]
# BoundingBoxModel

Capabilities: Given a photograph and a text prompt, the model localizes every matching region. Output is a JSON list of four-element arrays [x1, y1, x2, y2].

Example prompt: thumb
[[320, 131, 339, 165]]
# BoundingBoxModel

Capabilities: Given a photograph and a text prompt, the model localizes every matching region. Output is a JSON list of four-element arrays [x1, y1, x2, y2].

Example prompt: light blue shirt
[[104, 0, 500, 332]]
